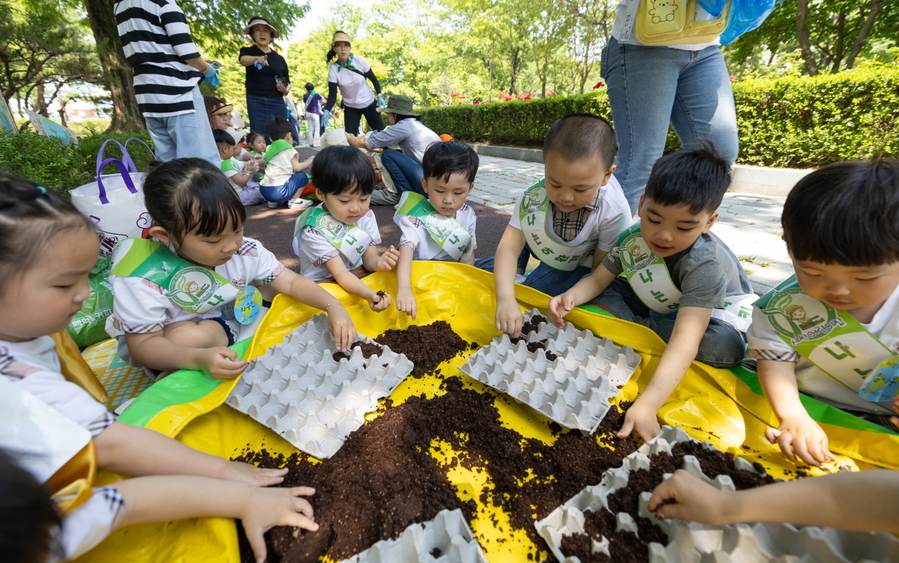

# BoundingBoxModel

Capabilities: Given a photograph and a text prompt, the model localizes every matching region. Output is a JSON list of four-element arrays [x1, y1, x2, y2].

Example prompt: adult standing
[[238, 16, 290, 143], [303, 83, 324, 147], [346, 95, 440, 199], [114, 0, 220, 166], [324, 31, 385, 136], [601, 0, 739, 214]]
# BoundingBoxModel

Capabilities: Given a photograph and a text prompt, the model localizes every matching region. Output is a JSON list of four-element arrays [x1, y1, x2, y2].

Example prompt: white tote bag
[[70, 138, 155, 257]]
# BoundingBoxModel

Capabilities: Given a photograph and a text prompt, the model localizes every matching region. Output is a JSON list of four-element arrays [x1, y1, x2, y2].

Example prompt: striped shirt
[[114, 0, 202, 117]]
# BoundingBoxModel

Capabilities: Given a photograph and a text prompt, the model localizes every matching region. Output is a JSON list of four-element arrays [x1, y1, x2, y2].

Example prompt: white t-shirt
[[611, 0, 720, 50], [221, 156, 247, 192], [261, 143, 296, 187], [395, 203, 478, 262], [509, 174, 631, 255], [327, 54, 375, 109], [294, 206, 382, 281], [747, 284, 899, 414], [107, 237, 284, 336], [59, 486, 125, 561]]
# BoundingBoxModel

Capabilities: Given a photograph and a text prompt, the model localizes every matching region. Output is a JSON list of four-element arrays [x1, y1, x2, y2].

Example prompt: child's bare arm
[[112, 476, 317, 563], [494, 226, 526, 337], [325, 255, 390, 312], [267, 269, 355, 351], [548, 264, 617, 327], [617, 306, 712, 441], [230, 171, 252, 187], [291, 154, 314, 173], [124, 328, 247, 379], [591, 248, 609, 271], [757, 358, 834, 466], [395, 244, 417, 319], [364, 244, 399, 272]]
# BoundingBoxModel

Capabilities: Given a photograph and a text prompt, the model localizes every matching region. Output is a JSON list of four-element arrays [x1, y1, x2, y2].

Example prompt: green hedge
[[0, 130, 155, 195], [421, 64, 899, 168]]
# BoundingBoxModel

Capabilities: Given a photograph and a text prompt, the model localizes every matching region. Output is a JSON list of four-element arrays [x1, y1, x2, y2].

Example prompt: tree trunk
[[846, 0, 883, 70], [83, 0, 144, 132], [796, 0, 818, 76]]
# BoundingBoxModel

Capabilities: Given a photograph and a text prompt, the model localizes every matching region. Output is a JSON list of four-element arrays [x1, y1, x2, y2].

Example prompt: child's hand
[[241, 486, 318, 563], [617, 398, 661, 441], [369, 291, 391, 312], [326, 303, 355, 351], [197, 347, 249, 379], [375, 245, 400, 271], [220, 462, 288, 487], [548, 293, 575, 327], [648, 470, 732, 525], [765, 415, 834, 466], [396, 288, 417, 320], [495, 298, 523, 338]]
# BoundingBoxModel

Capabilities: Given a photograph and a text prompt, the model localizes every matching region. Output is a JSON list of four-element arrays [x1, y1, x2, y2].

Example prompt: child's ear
[[148, 225, 173, 243], [702, 211, 720, 233], [420, 177, 429, 194], [315, 187, 326, 201], [601, 164, 616, 186], [636, 194, 646, 217]]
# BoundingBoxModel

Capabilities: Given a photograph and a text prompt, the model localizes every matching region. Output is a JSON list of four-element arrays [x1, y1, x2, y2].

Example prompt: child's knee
[[696, 320, 746, 368], [164, 319, 229, 348]]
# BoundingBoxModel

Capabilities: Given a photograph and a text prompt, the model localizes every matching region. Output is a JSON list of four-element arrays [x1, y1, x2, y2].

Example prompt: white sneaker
[[288, 198, 314, 209], [266, 201, 281, 209]]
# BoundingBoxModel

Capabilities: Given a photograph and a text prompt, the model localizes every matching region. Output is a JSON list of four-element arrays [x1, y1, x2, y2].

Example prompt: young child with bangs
[[293, 145, 400, 312], [107, 158, 355, 379]]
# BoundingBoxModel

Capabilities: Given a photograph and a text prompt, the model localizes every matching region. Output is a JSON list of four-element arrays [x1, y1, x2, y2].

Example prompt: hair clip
[[36, 186, 47, 194]]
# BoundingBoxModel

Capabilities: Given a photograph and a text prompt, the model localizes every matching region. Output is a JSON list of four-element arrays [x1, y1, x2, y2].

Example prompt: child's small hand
[[617, 398, 661, 441], [495, 298, 523, 338], [765, 415, 834, 466], [375, 246, 400, 271], [197, 347, 249, 380], [396, 288, 417, 320], [241, 486, 318, 563], [326, 303, 355, 351], [220, 462, 288, 487], [369, 291, 391, 312], [548, 293, 575, 327], [648, 470, 732, 525]]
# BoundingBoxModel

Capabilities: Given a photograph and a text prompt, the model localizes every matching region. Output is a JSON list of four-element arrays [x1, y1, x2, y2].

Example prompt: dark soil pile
[[509, 314, 558, 360], [330, 341, 383, 362], [373, 321, 471, 377]]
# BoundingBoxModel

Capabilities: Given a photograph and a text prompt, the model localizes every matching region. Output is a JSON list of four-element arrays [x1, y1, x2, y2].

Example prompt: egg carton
[[339, 509, 488, 563], [226, 314, 414, 459], [536, 426, 899, 563], [459, 309, 640, 434]]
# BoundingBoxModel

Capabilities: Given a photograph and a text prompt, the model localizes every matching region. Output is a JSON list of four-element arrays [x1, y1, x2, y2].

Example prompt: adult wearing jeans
[[238, 16, 291, 143], [602, 0, 739, 214], [345, 95, 441, 200], [303, 83, 323, 147]]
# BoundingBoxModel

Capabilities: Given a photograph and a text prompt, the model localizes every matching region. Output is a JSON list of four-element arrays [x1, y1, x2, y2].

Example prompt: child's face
[[422, 172, 473, 217], [543, 150, 614, 213], [249, 136, 266, 153], [154, 223, 244, 269], [217, 143, 235, 160], [792, 258, 899, 321], [637, 196, 717, 258], [0, 227, 98, 342], [317, 188, 371, 225]]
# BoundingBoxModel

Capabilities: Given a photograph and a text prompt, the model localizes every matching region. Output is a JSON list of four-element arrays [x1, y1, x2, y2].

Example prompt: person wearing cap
[[324, 31, 385, 136], [203, 96, 252, 161], [303, 83, 324, 147], [239, 16, 292, 144], [346, 95, 441, 199]]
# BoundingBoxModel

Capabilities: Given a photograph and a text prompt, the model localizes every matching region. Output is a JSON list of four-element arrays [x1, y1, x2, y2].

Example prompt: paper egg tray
[[339, 509, 488, 563], [227, 314, 414, 459], [536, 426, 899, 563], [459, 309, 641, 434]]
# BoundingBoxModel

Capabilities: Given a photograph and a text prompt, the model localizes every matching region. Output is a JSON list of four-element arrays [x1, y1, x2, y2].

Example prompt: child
[[491, 113, 631, 336], [0, 174, 318, 561], [107, 158, 355, 379], [247, 131, 267, 158], [260, 116, 314, 209], [293, 145, 400, 312], [548, 147, 757, 441], [747, 160, 899, 466], [394, 141, 479, 319], [213, 129, 265, 206]]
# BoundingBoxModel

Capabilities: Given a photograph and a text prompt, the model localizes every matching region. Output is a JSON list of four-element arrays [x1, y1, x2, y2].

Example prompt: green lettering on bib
[[296, 207, 373, 265], [395, 192, 472, 261]]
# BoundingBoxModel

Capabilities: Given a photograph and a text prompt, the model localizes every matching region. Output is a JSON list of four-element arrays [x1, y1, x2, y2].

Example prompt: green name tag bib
[[263, 139, 293, 163], [396, 192, 472, 261], [295, 207, 373, 265], [518, 180, 596, 272], [110, 239, 239, 315]]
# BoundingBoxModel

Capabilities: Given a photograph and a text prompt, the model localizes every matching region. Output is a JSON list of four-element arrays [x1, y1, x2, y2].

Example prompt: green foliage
[[0, 130, 155, 194]]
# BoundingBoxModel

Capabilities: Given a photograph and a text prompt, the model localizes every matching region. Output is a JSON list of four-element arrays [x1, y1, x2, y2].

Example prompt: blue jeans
[[144, 86, 220, 167], [260, 172, 308, 204], [246, 93, 287, 143], [475, 255, 591, 297], [601, 37, 739, 213], [590, 277, 745, 367], [380, 148, 425, 196]]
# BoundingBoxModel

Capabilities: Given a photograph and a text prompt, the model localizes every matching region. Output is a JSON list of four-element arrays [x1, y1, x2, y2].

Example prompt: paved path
[[471, 155, 791, 295]]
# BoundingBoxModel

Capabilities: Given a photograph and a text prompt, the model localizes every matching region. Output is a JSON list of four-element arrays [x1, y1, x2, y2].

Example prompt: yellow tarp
[[75, 263, 899, 563]]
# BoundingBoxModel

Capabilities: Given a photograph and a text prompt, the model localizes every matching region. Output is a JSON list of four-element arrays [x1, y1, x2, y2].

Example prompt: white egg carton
[[226, 314, 413, 459], [459, 309, 640, 434], [536, 426, 899, 563], [339, 509, 488, 563]]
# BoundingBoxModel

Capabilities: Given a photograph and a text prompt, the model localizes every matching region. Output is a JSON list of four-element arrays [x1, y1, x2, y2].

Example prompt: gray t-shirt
[[603, 231, 746, 309], [365, 118, 441, 164]]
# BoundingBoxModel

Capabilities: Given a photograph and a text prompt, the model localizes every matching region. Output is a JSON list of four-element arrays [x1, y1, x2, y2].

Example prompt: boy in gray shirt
[[548, 146, 757, 441]]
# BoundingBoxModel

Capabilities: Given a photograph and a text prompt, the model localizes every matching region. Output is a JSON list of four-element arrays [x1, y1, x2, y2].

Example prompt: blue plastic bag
[[696, 0, 727, 18], [720, 0, 778, 45]]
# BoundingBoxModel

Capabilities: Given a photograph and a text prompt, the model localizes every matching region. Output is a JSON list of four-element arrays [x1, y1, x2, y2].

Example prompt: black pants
[[344, 101, 384, 135]]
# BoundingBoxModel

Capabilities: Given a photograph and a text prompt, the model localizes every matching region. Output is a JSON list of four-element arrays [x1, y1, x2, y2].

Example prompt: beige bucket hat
[[244, 16, 279, 39]]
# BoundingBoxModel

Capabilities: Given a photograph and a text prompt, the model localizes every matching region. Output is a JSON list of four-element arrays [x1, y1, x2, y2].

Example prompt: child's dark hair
[[782, 160, 899, 266], [0, 450, 63, 563], [422, 141, 479, 183], [246, 132, 264, 147], [311, 146, 375, 196], [266, 116, 293, 142], [213, 129, 235, 147], [142, 158, 246, 243], [543, 113, 616, 169], [0, 173, 95, 289], [305, 82, 314, 91], [644, 145, 731, 215]]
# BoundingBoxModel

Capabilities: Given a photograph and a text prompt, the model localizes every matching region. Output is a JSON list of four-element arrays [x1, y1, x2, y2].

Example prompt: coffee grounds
[[509, 314, 548, 346], [374, 321, 471, 377], [330, 341, 384, 363]]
